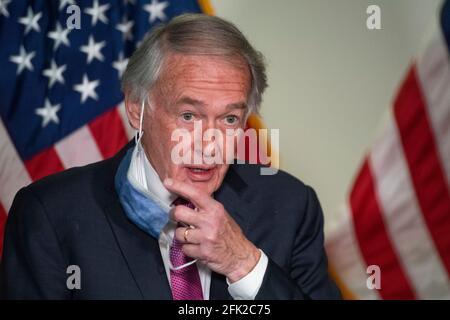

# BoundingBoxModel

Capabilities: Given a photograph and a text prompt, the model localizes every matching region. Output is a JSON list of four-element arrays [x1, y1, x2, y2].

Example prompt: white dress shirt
[[128, 144, 268, 299]]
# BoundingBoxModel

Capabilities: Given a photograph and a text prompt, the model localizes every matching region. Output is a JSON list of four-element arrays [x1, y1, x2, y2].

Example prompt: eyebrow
[[225, 102, 247, 110], [175, 96, 247, 111], [176, 97, 205, 108]]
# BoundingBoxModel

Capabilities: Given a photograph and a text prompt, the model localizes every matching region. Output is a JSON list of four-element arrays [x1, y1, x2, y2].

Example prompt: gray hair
[[121, 13, 267, 115]]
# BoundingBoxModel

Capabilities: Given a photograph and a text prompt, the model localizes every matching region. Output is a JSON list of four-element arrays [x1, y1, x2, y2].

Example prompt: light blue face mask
[[115, 147, 169, 239], [115, 99, 169, 239]]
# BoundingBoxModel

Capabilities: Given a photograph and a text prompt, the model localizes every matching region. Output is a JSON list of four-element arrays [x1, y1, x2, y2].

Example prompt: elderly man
[[1, 14, 340, 300]]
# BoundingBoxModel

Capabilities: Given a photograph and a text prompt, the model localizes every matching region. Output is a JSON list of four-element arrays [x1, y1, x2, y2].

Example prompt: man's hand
[[164, 178, 261, 283]]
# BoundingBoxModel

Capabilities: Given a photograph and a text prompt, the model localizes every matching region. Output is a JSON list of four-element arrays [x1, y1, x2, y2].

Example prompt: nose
[[192, 120, 224, 163]]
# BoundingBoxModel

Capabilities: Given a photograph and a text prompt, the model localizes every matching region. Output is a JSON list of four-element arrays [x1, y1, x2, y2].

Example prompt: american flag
[[326, 1, 450, 299], [0, 0, 210, 256]]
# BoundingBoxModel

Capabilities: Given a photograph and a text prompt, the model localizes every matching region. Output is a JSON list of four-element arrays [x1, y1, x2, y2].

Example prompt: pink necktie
[[170, 198, 204, 300]]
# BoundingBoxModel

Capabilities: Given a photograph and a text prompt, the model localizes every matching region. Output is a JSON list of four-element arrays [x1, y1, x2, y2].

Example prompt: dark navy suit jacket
[[0, 142, 341, 299]]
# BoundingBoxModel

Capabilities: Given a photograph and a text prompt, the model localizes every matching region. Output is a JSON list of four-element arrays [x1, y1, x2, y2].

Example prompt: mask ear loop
[[135, 98, 145, 149], [134, 98, 146, 183], [169, 257, 199, 271], [158, 227, 199, 271], [164, 220, 199, 271]]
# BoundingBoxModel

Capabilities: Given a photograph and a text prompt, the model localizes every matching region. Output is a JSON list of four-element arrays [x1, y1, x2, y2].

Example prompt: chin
[[190, 181, 217, 195], [173, 165, 228, 195]]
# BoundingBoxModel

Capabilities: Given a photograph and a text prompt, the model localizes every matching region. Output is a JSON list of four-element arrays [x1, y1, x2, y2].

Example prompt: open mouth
[[190, 168, 210, 173], [185, 166, 216, 181]]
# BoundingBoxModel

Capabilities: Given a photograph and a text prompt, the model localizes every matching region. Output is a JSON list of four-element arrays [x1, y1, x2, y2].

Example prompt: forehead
[[157, 53, 252, 93]]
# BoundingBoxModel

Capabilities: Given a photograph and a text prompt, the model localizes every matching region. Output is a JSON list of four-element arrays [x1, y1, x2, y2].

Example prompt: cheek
[[143, 117, 182, 172], [213, 165, 229, 187], [167, 162, 188, 181], [145, 118, 177, 150]]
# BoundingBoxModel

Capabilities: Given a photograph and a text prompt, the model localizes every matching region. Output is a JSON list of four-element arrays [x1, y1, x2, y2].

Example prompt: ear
[[124, 94, 141, 130]]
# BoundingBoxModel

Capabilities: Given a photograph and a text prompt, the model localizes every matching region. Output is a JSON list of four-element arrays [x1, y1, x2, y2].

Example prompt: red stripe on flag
[[350, 159, 416, 299], [89, 107, 129, 159], [0, 204, 7, 258], [394, 65, 450, 276], [24, 146, 65, 181]]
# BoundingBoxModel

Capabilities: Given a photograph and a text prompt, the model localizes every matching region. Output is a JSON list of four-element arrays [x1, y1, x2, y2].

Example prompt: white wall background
[[210, 0, 442, 232]]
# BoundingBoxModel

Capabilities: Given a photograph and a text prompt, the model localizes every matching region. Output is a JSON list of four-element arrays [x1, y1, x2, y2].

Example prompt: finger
[[164, 178, 214, 209], [170, 205, 200, 227], [181, 244, 201, 259], [175, 227, 201, 244]]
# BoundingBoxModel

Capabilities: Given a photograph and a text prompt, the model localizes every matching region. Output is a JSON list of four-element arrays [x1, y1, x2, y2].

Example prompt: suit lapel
[[209, 272, 231, 300], [103, 198, 173, 299], [99, 141, 172, 300], [210, 165, 250, 300], [215, 165, 249, 230]]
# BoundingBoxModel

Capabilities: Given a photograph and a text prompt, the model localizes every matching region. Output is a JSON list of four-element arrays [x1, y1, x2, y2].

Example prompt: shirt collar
[[128, 143, 177, 213]]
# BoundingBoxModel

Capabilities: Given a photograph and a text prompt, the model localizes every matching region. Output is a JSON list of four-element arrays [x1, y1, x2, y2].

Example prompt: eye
[[181, 112, 195, 122], [225, 115, 239, 125]]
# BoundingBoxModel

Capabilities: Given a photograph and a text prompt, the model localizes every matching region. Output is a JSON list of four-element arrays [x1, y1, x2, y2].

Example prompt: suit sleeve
[[0, 187, 71, 299], [255, 186, 342, 300]]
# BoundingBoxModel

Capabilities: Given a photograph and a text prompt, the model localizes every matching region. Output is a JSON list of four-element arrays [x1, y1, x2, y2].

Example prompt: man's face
[[127, 53, 251, 195]]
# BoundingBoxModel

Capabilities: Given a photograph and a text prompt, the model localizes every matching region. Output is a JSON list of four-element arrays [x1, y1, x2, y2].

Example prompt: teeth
[[191, 168, 208, 172]]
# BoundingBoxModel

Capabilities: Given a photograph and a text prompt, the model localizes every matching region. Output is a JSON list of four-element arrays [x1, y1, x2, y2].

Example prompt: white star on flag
[[80, 35, 106, 64], [116, 17, 134, 41], [113, 52, 128, 78], [0, 0, 11, 18], [35, 99, 61, 127], [73, 74, 100, 103], [43, 60, 66, 88], [48, 22, 71, 50], [84, 0, 110, 26], [144, 0, 169, 23], [18, 7, 42, 34], [9, 46, 35, 75], [59, 0, 75, 11]]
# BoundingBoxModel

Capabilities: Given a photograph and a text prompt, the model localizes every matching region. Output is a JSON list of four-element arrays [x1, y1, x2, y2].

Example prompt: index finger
[[163, 178, 214, 209]]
